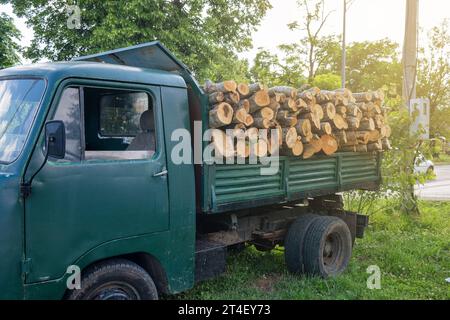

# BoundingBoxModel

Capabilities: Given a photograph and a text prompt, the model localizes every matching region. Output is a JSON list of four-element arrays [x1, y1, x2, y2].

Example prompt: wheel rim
[[322, 232, 344, 273], [87, 281, 141, 300]]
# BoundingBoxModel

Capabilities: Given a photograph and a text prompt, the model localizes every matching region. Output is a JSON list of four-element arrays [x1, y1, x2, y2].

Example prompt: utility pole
[[341, 0, 347, 89], [402, 0, 419, 106]]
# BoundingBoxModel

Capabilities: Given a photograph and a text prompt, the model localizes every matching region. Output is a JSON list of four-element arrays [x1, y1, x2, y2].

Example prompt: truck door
[[24, 81, 170, 283]]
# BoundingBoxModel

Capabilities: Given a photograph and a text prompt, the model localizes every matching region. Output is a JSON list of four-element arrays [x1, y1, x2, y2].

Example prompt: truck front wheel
[[303, 216, 353, 278], [66, 259, 158, 300]]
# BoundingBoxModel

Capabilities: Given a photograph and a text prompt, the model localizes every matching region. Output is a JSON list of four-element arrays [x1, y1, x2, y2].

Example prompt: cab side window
[[84, 87, 156, 161], [51, 87, 82, 162]]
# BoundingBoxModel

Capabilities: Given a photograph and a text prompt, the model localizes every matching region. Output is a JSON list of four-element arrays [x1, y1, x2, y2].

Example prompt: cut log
[[281, 138, 303, 156], [236, 99, 250, 113], [253, 107, 275, 121], [346, 103, 361, 117], [209, 103, 234, 128], [313, 104, 324, 120], [277, 111, 298, 127], [208, 92, 224, 104], [269, 86, 298, 99], [224, 91, 240, 105], [236, 83, 250, 97], [282, 127, 298, 148], [298, 91, 314, 102], [241, 83, 266, 98], [204, 80, 237, 93], [336, 105, 347, 115], [334, 130, 348, 146], [328, 114, 347, 130], [280, 98, 298, 112], [310, 135, 323, 153], [374, 114, 384, 128], [359, 118, 376, 131], [347, 116, 360, 129], [248, 90, 271, 113], [301, 112, 321, 131], [302, 144, 316, 159], [253, 117, 271, 129], [232, 107, 249, 124], [346, 131, 358, 145], [210, 129, 235, 158], [356, 131, 370, 145], [295, 119, 312, 137], [321, 135, 338, 156], [367, 130, 381, 142], [243, 114, 254, 127], [312, 122, 332, 135], [367, 141, 383, 152], [268, 98, 281, 112], [296, 98, 308, 110], [321, 102, 336, 121], [353, 92, 373, 103]]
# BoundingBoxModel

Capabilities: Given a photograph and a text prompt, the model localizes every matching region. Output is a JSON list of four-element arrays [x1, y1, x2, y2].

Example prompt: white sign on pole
[[409, 98, 430, 140]]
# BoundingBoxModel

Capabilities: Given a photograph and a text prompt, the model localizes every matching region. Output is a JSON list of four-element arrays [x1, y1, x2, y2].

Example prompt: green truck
[[0, 42, 379, 300]]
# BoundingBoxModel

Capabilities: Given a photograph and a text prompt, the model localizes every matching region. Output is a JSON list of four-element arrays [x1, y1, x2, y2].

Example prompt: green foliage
[[311, 73, 341, 90], [2, 0, 271, 82], [178, 201, 449, 300], [417, 20, 450, 140], [0, 13, 21, 69]]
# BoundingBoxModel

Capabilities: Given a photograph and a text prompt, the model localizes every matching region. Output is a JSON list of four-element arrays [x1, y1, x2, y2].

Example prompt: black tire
[[303, 216, 352, 278], [66, 259, 158, 300], [284, 214, 320, 274]]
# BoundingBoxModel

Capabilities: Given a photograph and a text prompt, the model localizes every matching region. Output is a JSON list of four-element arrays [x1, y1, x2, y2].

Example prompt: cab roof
[[0, 60, 187, 89]]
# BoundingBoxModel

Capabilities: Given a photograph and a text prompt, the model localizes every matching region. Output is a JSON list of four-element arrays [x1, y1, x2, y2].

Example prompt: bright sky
[[1, 0, 450, 63]]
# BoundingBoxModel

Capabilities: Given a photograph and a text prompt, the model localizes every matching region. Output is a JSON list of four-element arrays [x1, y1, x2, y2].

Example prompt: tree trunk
[[248, 90, 271, 113]]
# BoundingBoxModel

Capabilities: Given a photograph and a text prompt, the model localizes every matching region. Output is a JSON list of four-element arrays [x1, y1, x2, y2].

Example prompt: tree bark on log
[[204, 80, 237, 93]]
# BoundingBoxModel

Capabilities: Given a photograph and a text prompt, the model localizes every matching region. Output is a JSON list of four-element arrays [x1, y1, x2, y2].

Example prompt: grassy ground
[[178, 201, 450, 300]]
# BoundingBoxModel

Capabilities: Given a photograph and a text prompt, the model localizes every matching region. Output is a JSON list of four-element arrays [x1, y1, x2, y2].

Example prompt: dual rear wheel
[[284, 215, 353, 278]]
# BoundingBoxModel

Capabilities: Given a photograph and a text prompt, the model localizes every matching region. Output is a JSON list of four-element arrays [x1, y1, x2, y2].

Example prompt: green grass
[[178, 201, 450, 300]]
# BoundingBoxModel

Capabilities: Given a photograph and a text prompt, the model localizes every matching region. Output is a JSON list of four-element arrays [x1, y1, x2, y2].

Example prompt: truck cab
[[0, 42, 373, 300]]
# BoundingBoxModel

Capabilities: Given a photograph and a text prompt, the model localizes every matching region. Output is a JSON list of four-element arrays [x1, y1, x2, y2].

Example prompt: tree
[[0, 13, 21, 69], [286, 0, 335, 82], [2, 0, 271, 82], [417, 20, 450, 139]]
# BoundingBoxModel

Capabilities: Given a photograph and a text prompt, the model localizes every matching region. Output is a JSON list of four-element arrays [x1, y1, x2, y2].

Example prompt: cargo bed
[[202, 152, 381, 214]]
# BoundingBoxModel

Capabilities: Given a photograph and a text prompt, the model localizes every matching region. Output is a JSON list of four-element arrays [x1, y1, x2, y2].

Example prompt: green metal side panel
[[203, 152, 381, 214]]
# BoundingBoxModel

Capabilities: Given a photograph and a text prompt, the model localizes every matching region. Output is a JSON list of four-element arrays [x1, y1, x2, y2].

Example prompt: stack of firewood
[[204, 80, 392, 159]]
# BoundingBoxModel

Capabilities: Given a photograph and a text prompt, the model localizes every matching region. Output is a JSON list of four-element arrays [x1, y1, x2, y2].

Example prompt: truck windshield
[[0, 78, 45, 164]]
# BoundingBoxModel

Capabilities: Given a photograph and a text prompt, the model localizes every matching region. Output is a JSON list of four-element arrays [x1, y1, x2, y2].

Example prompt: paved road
[[415, 165, 450, 201]]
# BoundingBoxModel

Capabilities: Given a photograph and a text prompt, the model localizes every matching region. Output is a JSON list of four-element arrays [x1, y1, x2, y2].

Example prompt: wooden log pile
[[204, 80, 392, 159]]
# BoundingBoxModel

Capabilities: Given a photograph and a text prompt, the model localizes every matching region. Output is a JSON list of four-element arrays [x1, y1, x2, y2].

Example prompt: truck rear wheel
[[284, 214, 320, 274], [303, 216, 352, 278], [66, 259, 158, 300]]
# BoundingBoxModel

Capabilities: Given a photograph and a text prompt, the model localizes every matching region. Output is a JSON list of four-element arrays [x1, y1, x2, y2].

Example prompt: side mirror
[[45, 120, 66, 159]]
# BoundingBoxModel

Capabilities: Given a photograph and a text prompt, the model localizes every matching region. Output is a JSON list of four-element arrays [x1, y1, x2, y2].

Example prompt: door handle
[[153, 169, 168, 177]]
